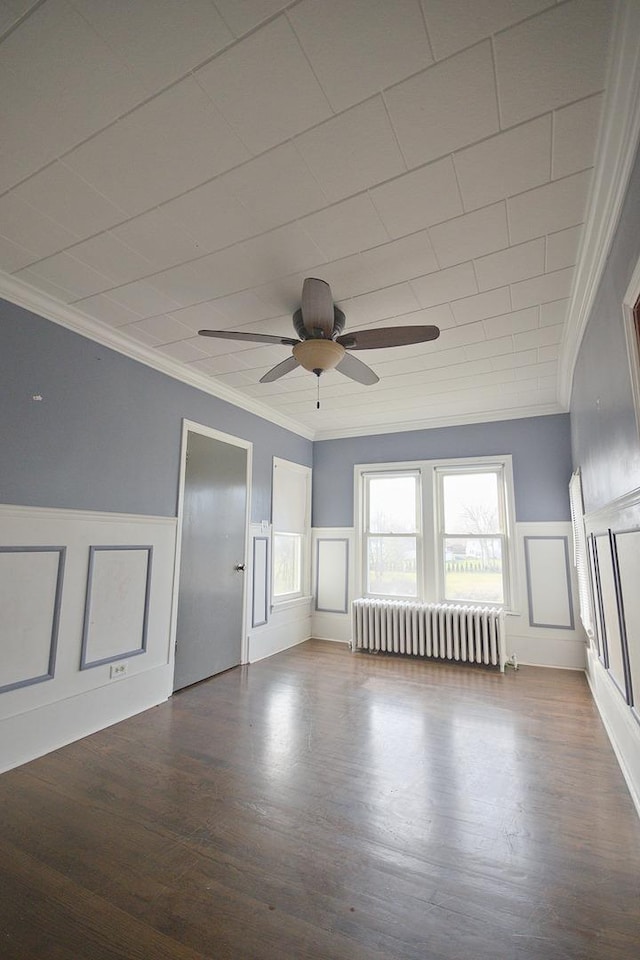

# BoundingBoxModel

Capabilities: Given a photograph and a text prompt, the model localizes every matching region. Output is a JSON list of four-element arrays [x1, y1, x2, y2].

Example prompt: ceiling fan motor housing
[[293, 306, 346, 340]]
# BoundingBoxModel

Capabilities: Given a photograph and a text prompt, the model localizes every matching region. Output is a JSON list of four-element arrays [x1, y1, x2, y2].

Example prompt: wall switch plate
[[110, 662, 128, 679]]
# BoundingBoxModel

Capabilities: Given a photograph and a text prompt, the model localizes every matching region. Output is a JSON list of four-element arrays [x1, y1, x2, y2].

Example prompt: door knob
[[234, 563, 246, 572]]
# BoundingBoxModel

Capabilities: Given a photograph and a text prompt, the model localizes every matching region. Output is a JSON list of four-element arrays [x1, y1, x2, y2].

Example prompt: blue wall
[[570, 145, 640, 513], [0, 300, 312, 521], [313, 414, 573, 527], [1, 300, 575, 527]]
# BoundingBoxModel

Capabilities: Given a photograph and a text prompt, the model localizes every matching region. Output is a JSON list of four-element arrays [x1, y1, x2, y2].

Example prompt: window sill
[[271, 595, 313, 612]]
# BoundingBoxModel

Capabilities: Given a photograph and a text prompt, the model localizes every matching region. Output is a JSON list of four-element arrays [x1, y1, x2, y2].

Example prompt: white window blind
[[272, 459, 309, 533], [569, 469, 594, 639]]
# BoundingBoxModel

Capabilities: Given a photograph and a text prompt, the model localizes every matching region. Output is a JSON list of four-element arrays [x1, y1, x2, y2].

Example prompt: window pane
[[368, 475, 417, 533], [443, 472, 501, 534], [273, 534, 301, 596], [367, 536, 417, 596], [444, 538, 503, 603]]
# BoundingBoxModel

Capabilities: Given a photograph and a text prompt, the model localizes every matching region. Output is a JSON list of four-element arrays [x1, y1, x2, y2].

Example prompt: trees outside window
[[359, 458, 515, 607]]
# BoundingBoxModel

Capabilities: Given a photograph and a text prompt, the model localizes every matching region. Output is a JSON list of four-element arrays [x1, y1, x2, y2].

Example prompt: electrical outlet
[[110, 662, 128, 680]]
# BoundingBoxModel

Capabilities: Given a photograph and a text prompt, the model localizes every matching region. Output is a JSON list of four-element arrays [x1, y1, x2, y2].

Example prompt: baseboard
[[506, 633, 586, 670], [515, 661, 584, 671], [248, 626, 311, 663], [585, 650, 640, 820], [0, 663, 172, 773], [311, 611, 351, 644]]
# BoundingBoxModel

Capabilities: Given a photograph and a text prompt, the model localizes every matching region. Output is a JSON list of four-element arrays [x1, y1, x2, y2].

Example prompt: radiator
[[351, 599, 507, 671]]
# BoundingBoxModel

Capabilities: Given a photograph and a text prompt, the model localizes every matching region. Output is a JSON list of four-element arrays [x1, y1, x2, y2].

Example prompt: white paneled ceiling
[[0, 0, 618, 438]]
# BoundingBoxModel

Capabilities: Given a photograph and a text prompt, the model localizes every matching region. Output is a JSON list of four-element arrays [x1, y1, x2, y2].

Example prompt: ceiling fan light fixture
[[199, 277, 439, 387], [292, 338, 345, 374]]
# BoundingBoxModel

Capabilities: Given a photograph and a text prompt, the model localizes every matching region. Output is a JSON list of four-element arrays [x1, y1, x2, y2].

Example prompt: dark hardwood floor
[[1, 639, 639, 959]]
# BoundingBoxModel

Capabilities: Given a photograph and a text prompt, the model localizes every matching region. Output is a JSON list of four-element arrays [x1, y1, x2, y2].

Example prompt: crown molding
[[558, 0, 640, 408], [312, 401, 566, 441], [0, 273, 314, 441]]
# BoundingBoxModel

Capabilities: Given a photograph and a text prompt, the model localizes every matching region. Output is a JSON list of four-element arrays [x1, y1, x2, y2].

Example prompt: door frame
[[169, 419, 253, 687]]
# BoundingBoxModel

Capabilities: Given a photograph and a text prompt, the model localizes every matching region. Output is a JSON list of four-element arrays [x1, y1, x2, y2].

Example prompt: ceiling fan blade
[[301, 277, 335, 338], [198, 329, 299, 346], [336, 352, 379, 385], [336, 325, 440, 350], [259, 355, 300, 383]]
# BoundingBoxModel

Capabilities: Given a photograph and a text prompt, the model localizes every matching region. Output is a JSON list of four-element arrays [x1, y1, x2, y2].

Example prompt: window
[[272, 458, 311, 603], [358, 457, 515, 608], [363, 472, 420, 597], [438, 467, 506, 604]]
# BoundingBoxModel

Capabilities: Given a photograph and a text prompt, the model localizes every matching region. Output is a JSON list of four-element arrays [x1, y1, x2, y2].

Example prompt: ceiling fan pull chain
[[316, 372, 320, 410]]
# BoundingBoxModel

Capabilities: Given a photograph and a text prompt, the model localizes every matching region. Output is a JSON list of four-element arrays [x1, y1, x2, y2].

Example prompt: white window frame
[[622, 252, 640, 442], [435, 462, 512, 607], [361, 468, 422, 599], [355, 456, 517, 610], [271, 457, 311, 607]]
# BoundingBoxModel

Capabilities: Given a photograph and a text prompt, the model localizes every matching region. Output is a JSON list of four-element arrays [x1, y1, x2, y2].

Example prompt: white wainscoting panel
[[586, 648, 640, 819], [582, 488, 640, 819], [311, 524, 586, 662], [246, 522, 311, 662], [504, 523, 585, 669], [311, 528, 355, 644], [81, 546, 152, 668], [524, 536, 574, 629], [249, 600, 312, 662], [614, 529, 640, 718], [252, 536, 269, 628], [315, 538, 349, 614], [0, 547, 65, 692], [0, 504, 177, 772], [594, 534, 628, 699], [588, 535, 606, 662]]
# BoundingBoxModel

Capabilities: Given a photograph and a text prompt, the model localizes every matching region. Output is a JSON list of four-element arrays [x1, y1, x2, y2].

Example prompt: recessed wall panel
[[613, 529, 640, 712], [316, 538, 349, 614], [595, 534, 627, 699], [81, 546, 152, 669], [588, 535, 604, 661], [524, 536, 574, 629], [252, 536, 268, 628], [0, 547, 65, 693]]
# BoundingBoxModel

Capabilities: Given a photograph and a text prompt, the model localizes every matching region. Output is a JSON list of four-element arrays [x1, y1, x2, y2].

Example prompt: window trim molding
[[271, 457, 312, 606], [354, 455, 517, 609], [622, 253, 640, 443]]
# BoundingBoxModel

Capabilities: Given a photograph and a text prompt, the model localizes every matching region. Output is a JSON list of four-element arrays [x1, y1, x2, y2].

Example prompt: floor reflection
[[261, 682, 301, 776]]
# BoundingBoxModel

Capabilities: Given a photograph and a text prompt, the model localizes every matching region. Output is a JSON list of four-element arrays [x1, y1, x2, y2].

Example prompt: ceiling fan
[[198, 278, 440, 387]]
